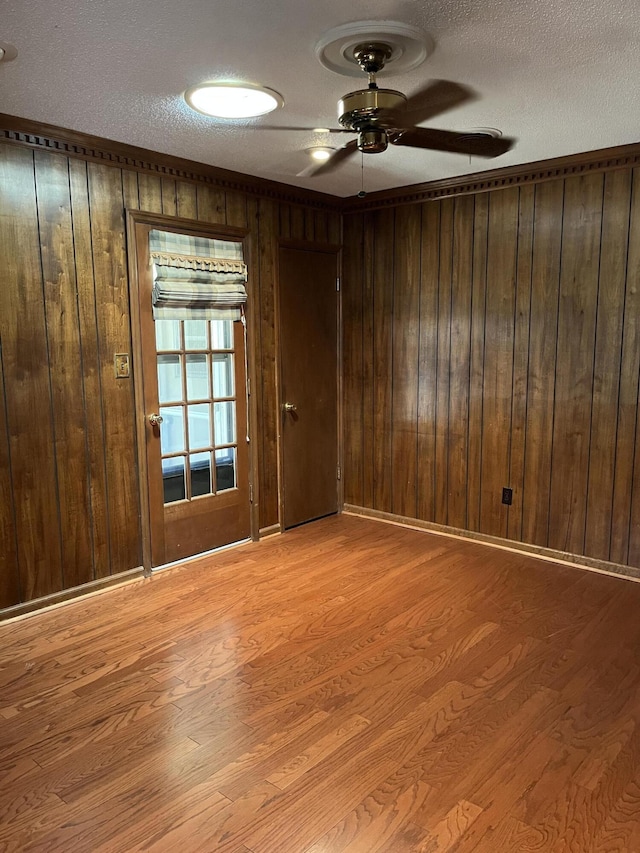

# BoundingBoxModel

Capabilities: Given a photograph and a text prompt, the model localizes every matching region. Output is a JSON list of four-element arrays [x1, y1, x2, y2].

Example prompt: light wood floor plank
[[1, 514, 640, 851]]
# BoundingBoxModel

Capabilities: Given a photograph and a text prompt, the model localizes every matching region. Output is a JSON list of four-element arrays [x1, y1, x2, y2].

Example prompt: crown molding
[[0, 113, 342, 212], [341, 140, 640, 212]]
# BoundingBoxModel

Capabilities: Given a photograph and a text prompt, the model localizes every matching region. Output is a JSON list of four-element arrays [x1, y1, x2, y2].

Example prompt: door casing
[[126, 210, 259, 572]]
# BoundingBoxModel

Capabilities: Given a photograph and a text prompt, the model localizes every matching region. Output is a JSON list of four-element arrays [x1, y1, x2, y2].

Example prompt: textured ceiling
[[2, 0, 639, 197]]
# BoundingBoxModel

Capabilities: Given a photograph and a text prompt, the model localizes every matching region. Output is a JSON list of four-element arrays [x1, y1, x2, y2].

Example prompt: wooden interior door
[[279, 245, 339, 528], [134, 221, 250, 567]]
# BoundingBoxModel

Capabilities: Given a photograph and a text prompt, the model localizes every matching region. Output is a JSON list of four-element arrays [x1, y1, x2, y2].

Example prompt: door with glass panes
[[134, 220, 250, 567]]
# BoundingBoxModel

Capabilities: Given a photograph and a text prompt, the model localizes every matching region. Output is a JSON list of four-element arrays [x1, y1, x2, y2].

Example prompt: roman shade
[[150, 230, 247, 320]]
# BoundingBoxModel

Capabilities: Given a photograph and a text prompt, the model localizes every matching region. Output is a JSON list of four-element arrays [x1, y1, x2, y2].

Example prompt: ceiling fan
[[261, 42, 515, 177]]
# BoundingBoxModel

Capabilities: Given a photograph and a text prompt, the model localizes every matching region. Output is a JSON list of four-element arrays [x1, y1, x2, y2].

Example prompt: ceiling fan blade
[[390, 127, 515, 158], [301, 139, 359, 177], [400, 80, 477, 125]]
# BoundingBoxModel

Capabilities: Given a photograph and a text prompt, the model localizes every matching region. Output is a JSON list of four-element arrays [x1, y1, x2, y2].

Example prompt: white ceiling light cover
[[184, 82, 283, 119]]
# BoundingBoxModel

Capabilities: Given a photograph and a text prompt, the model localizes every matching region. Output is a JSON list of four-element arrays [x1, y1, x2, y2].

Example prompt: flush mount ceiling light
[[184, 82, 283, 119]]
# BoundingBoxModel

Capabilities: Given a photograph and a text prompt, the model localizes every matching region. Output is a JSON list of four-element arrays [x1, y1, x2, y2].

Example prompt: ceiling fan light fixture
[[184, 82, 283, 119]]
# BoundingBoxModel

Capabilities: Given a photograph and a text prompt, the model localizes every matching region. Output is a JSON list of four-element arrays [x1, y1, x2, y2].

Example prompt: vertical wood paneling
[[34, 152, 93, 588], [391, 205, 421, 517], [447, 195, 474, 528], [226, 191, 248, 229], [342, 214, 364, 506], [507, 184, 535, 542], [480, 187, 519, 538], [548, 173, 603, 554], [256, 198, 279, 529], [467, 193, 489, 532], [0, 146, 63, 600], [196, 185, 226, 224], [0, 346, 19, 607], [176, 181, 197, 219], [69, 159, 110, 580], [585, 169, 631, 559], [521, 180, 564, 547], [621, 172, 640, 566], [161, 178, 177, 216], [137, 173, 163, 213], [362, 214, 375, 508], [290, 206, 305, 241], [372, 208, 395, 513], [87, 163, 141, 575], [434, 199, 453, 525], [416, 202, 439, 522]]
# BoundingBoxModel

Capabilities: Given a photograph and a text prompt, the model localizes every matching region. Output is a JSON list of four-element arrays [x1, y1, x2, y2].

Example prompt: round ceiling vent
[[316, 21, 434, 79]]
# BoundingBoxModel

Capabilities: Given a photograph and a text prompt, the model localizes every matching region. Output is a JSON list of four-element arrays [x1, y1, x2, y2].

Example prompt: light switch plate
[[114, 353, 130, 378]]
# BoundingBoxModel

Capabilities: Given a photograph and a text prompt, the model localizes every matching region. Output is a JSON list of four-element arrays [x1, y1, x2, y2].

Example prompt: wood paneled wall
[[343, 169, 640, 569], [0, 140, 339, 608]]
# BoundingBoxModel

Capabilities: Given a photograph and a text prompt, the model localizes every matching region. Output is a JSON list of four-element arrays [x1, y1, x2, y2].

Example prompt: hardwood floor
[[2, 514, 640, 852]]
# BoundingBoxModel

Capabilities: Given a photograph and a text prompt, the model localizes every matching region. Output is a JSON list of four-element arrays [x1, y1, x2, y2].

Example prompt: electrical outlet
[[502, 487, 513, 506]]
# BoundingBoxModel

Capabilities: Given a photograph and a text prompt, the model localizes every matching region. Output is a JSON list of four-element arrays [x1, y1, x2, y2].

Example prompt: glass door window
[[155, 318, 238, 505]]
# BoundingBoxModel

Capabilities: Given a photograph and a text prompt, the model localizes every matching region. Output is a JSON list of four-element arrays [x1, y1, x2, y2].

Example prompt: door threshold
[[151, 538, 251, 573]]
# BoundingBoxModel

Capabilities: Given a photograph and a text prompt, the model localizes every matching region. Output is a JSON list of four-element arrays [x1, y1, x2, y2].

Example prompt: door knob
[[282, 402, 297, 413], [148, 413, 164, 426]]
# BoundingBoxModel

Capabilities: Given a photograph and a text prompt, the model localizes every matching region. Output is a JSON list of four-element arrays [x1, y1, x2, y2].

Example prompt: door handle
[[148, 413, 164, 426], [282, 402, 297, 413]]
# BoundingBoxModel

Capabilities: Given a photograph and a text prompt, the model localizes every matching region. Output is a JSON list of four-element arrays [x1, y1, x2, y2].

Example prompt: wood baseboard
[[342, 505, 640, 584], [0, 567, 146, 622]]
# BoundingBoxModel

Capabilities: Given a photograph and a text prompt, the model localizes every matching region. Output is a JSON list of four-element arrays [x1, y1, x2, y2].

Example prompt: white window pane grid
[[156, 318, 238, 502]]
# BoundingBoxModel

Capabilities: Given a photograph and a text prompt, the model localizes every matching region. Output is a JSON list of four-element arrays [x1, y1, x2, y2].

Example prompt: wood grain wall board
[[87, 163, 142, 575], [416, 202, 440, 522], [342, 214, 364, 506], [362, 213, 375, 508], [434, 199, 454, 526], [585, 169, 631, 560], [160, 179, 177, 216], [466, 193, 489, 533], [68, 159, 111, 581], [521, 180, 564, 548], [137, 173, 163, 214], [548, 173, 604, 554], [196, 185, 226, 225], [327, 212, 341, 247], [176, 181, 198, 220], [372, 208, 395, 514], [226, 191, 249, 229], [507, 184, 535, 542], [256, 198, 279, 529], [0, 342, 20, 607], [479, 187, 519, 539], [121, 171, 140, 210], [0, 146, 63, 600], [279, 204, 291, 240], [391, 204, 421, 518], [290, 206, 306, 242], [304, 208, 316, 242], [314, 212, 329, 244], [609, 168, 640, 566], [447, 195, 475, 529], [34, 152, 94, 588], [623, 171, 640, 567]]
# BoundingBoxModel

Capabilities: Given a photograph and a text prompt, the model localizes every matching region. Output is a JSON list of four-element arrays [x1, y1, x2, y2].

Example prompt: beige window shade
[[149, 230, 247, 320]]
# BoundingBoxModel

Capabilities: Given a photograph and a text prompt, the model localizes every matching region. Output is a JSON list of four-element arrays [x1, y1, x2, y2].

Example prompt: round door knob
[[148, 413, 164, 426], [282, 402, 297, 413]]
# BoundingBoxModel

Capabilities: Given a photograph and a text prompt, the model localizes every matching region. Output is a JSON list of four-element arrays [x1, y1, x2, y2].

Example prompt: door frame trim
[[276, 239, 343, 530], [126, 210, 258, 572]]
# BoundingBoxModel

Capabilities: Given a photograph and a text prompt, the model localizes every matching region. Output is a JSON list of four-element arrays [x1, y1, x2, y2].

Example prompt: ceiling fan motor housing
[[338, 88, 407, 131]]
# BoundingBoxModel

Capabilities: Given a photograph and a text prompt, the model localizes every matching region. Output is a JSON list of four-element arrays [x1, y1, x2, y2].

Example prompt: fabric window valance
[[149, 229, 247, 321]]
